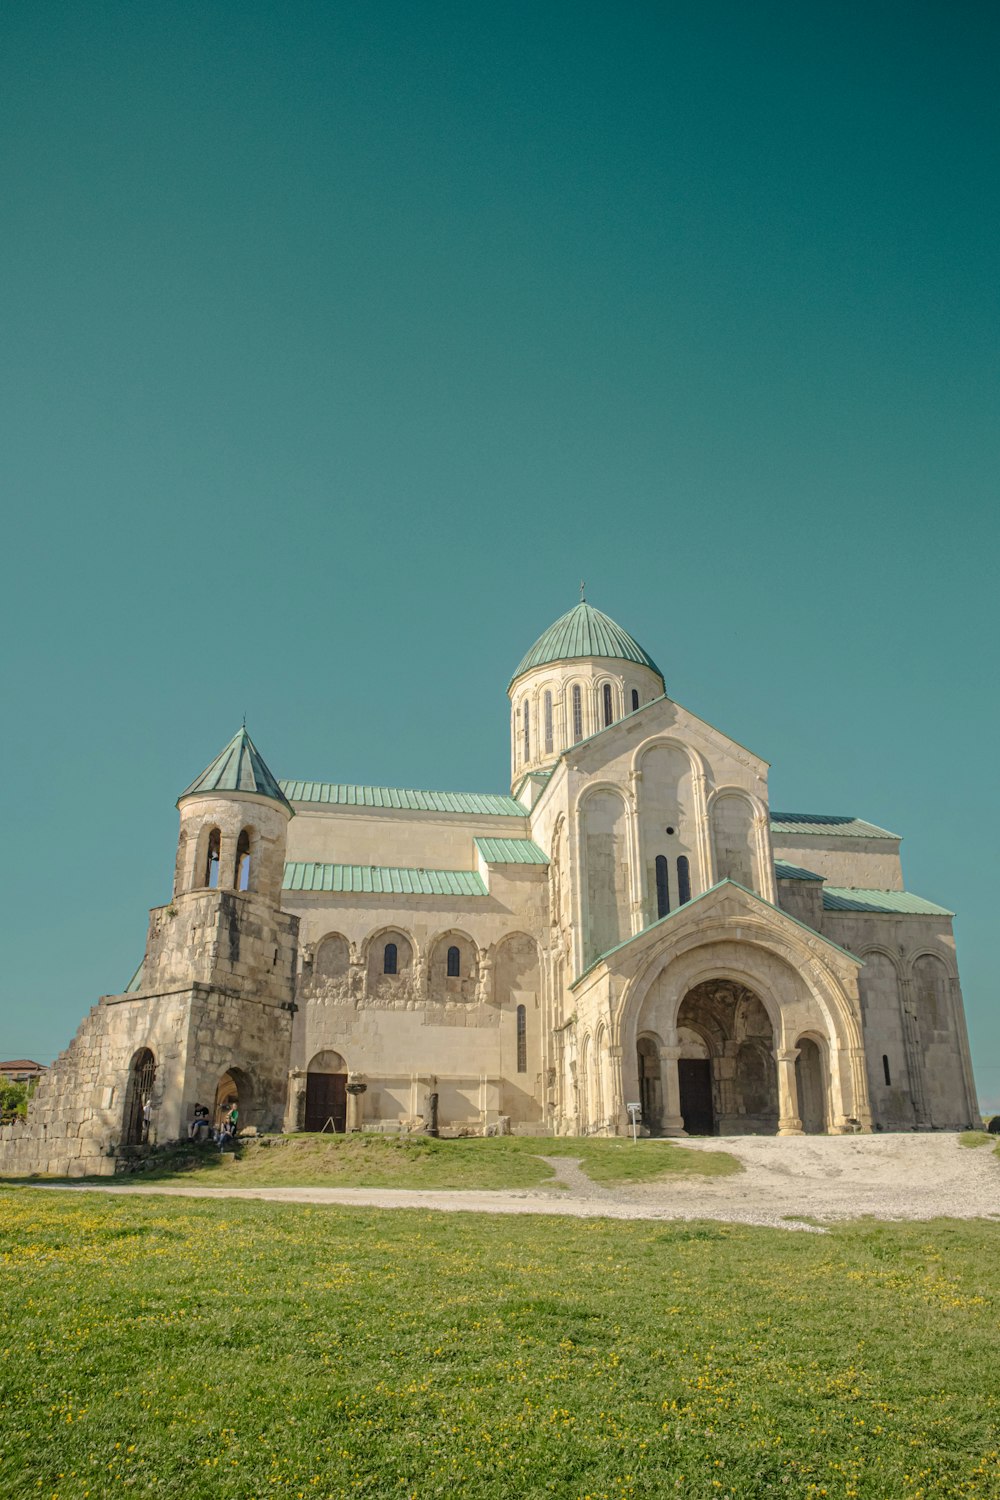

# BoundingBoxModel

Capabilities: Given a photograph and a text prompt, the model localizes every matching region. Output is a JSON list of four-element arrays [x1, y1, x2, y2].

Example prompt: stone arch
[[315, 932, 351, 980], [794, 1033, 827, 1134], [911, 952, 953, 1029], [709, 787, 760, 892], [304, 1049, 347, 1134], [233, 824, 256, 891], [365, 927, 415, 988], [635, 741, 697, 924], [566, 675, 589, 743], [856, 946, 917, 1128], [577, 783, 633, 967], [617, 923, 869, 1133], [428, 929, 480, 999], [213, 1065, 255, 1132], [122, 1047, 155, 1147]]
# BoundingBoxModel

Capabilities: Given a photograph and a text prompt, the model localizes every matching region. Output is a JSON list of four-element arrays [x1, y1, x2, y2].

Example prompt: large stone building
[[0, 601, 979, 1175]]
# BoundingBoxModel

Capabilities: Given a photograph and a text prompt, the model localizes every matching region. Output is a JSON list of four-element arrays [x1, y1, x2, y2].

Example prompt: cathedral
[[0, 600, 979, 1176]]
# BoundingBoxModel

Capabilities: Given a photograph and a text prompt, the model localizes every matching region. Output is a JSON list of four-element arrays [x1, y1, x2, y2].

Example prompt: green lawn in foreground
[[0, 1191, 997, 1499], [118, 1133, 742, 1189]]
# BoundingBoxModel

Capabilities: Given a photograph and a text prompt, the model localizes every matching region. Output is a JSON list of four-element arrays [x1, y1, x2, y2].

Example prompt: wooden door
[[678, 1058, 715, 1135], [304, 1072, 347, 1133]]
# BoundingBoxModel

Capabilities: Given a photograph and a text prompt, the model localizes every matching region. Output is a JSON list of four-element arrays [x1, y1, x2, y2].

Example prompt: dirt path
[[29, 1135, 999, 1231]]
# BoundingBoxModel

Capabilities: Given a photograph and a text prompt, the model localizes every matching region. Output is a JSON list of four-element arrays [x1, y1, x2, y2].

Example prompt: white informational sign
[[625, 1101, 642, 1143]]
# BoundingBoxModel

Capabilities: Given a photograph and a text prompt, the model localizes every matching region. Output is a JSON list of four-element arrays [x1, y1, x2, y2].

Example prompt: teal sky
[[1, 3, 997, 1108]]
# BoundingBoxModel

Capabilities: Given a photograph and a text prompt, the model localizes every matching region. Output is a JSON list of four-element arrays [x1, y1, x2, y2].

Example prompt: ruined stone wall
[[0, 990, 193, 1178]]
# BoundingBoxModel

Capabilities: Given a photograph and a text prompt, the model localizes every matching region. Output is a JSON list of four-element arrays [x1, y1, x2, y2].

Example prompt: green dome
[[510, 602, 663, 688]]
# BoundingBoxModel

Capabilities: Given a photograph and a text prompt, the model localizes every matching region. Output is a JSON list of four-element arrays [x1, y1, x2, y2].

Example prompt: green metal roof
[[774, 860, 824, 882], [771, 812, 899, 840], [474, 837, 549, 865], [179, 727, 293, 812], [280, 781, 527, 816], [283, 863, 488, 896], [510, 601, 663, 687], [822, 888, 953, 916]]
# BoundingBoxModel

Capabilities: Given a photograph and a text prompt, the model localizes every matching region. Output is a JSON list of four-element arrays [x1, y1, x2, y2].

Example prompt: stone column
[[776, 1048, 803, 1135], [658, 1043, 687, 1136]]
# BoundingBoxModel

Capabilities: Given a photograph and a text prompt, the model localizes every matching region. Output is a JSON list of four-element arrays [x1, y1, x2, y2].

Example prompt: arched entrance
[[795, 1038, 827, 1134], [305, 1050, 347, 1133], [122, 1048, 155, 1146], [214, 1068, 253, 1136], [676, 980, 779, 1135]]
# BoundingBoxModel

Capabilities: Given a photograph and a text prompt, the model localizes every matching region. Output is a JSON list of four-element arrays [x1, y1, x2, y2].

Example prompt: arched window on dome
[[204, 828, 221, 889], [655, 855, 670, 919], [602, 682, 613, 727], [543, 691, 553, 755], [572, 685, 583, 742], [235, 829, 251, 891], [677, 855, 691, 906], [383, 942, 398, 975], [446, 945, 461, 978], [522, 700, 530, 763], [631, 688, 639, 713]]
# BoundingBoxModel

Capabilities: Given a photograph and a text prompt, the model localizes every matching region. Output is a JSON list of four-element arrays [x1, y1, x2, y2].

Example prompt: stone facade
[[0, 602, 979, 1175]]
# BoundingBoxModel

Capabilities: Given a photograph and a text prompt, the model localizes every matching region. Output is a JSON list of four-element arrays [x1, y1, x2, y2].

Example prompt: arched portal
[[795, 1038, 827, 1134], [122, 1048, 155, 1146], [214, 1067, 253, 1135], [305, 1049, 347, 1133], [676, 980, 778, 1135]]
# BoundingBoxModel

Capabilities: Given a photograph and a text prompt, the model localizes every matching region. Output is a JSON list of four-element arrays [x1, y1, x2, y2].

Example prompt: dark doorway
[[122, 1048, 155, 1146], [305, 1071, 347, 1133], [679, 1058, 714, 1135]]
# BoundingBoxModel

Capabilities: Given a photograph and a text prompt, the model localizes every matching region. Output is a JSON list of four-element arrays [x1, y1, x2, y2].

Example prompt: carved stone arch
[[314, 932, 351, 980], [494, 931, 541, 1010], [579, 1031, 592, 1127], [576, 782, 635, 969], [707, 786, 771, 896], [364, 926, 416, 987], [907, 946, 958, 979], [428, 928, 481, 998], [565, 674, 591, 743], [614, 922, 869, 1128], [632, 734, 708, 782], [857, 943, 906, 979]]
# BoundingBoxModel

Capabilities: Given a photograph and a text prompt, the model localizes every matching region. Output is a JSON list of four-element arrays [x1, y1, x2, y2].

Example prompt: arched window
[[235, 829, 251, 891], [204, 828, 221, 889], [447, 945, 461, 978], [543, 691, 553, 755], [602, 682, 613, 727], [572, 684, 583, 742], [677, 855, 691, 906], [523, 700, 530, 762], [631, 688, 639, 712], [655, 855, 670, 918], [383, 942, 398, 975], [516, 1004, 527, 1073], [882, 1054, 892, 1086]]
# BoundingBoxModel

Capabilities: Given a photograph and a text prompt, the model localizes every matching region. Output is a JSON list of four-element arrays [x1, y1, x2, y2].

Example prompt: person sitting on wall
[[188, 1105, 213, 1144]]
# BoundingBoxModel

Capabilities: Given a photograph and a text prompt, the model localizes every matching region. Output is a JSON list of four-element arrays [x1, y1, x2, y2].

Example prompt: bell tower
[[136, 726, 300, 1135]]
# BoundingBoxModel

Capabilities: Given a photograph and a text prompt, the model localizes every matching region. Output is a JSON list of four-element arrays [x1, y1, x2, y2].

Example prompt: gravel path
[[30, 1134, 999, 1232]]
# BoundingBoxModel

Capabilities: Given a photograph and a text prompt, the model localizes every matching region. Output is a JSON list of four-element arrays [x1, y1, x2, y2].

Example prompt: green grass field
[[0, 1190, 997, 1498], [112, 1133, 743, 1190]]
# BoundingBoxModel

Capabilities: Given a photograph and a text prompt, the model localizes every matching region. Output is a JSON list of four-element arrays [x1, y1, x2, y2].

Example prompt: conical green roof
[[510, 602, 663, 687], [178, 727, 293, 813]]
